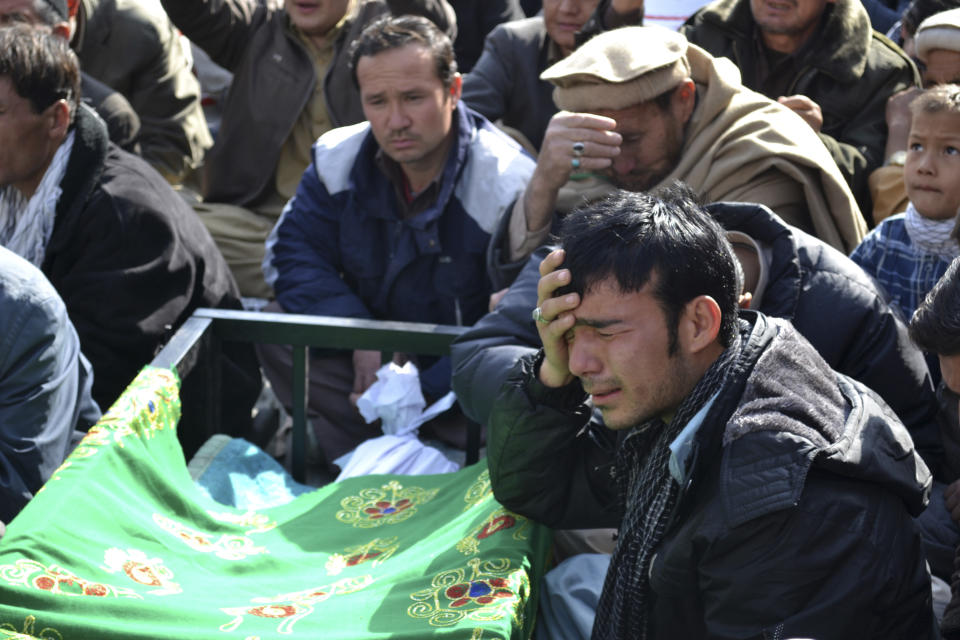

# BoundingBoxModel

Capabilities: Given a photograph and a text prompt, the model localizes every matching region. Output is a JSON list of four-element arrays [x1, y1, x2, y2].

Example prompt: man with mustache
[[260, 16, 534, 470], [160, 0, 456, 300]]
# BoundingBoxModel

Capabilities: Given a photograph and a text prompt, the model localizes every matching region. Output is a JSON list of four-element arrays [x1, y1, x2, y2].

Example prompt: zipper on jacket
[[454, 297, 463, 326]]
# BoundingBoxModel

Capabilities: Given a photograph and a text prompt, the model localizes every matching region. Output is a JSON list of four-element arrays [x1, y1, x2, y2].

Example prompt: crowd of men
[[6, 0, 960, 637]]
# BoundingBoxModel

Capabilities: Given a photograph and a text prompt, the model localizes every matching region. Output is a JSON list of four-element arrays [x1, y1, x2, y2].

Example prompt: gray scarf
[[592, 325, 745, 640]]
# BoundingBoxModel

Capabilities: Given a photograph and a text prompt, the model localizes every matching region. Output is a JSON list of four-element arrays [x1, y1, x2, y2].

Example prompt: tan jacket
[[557, 45, 867, 253]]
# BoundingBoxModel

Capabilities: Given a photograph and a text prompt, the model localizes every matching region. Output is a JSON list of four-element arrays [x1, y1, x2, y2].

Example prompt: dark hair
[[557, 183, 740, 354], [910, 257, 960, 355], [348, 14, 456, 90], [0, 24, 78, 120], [904, 0, 960, 37]]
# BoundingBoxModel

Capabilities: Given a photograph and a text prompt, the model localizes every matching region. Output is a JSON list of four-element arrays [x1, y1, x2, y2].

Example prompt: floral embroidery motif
[[408, 558, 527, 627], [462, 469, 493, 512], [219, 575, 374, 635], [102, 548, 181, 596], [0, 559, 140, 599], [207, 510, 277, 535], [456, 508, 530, 556], [0, 615, 63, 639], [325, 537, 399, 575], [153, 514, 267, 560], [336, 481, 438, 528]]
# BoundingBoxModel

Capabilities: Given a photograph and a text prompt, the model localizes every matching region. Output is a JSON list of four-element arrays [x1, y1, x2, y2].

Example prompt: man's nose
[[611, 153, 635, 176], [387, 103, 411, 129], [568, 333, 601, 378]]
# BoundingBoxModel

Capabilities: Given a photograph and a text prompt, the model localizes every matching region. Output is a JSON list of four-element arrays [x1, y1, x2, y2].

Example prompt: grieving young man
[[486, 188, 935, 638]]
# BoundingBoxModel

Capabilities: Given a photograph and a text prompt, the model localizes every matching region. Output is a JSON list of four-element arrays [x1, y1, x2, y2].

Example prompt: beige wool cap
[[541, 26, 691, 112], [916, 8, 960, 61]]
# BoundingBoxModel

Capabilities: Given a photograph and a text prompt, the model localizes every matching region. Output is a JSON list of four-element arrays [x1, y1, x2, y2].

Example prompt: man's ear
[[679, 294, 723, 354], [47, 99, 71, 141], [672, 79, 696, 125], [448, 73, 462, 103]]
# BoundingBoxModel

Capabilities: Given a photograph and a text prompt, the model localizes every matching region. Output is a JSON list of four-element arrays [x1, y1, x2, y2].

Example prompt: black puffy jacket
[[486, 312, 935, 639]]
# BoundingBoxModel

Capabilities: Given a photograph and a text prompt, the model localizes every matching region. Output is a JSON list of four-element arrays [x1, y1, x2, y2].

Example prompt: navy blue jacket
[[265, 104, 534, 396]]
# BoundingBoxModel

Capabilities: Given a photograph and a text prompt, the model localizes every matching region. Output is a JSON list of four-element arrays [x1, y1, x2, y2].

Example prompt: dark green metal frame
[[150, 308, 474, 482]]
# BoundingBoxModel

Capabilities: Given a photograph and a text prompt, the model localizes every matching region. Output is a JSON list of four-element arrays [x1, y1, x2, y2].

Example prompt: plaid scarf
[[592, 327, 744, 640]]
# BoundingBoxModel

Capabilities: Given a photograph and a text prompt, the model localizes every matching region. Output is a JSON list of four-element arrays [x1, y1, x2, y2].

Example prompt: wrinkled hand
[[945, 479, 960, 524], [489, 287, 509, 312], [349, 349, 382, 407], [534, 111, 621, 194], [534, 249, 581, 388], [778, 94, 823, 132]]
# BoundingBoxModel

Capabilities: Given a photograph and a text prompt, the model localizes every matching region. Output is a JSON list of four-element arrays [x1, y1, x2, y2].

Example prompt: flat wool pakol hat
[[541, 26, 691, 112]]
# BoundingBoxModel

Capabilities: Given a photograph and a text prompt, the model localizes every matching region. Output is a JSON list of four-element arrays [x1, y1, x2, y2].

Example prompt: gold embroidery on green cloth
[[0, 559, 141, 599], [219, 575, 374, 634], [407, 557, 528, 627], [456, 508, 531, 556], [462, 469, 493, 512], [206, 510, 277, 535], [39, 368, 181, 492], [153, 513, 268, 560], [101, 548, 181, 596], [0, 615, 63, 639], [325, 536, 400, 575], [336, 480, 439, 528]]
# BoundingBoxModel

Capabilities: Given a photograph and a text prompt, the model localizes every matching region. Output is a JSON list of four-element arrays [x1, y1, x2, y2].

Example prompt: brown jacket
[[161, 0, 456, 207], [556, 44, 867, 252]]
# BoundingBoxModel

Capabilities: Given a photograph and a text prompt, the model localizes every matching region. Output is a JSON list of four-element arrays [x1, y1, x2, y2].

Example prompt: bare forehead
[[357, 44, 434, 76], [910, 110, 960, 137]]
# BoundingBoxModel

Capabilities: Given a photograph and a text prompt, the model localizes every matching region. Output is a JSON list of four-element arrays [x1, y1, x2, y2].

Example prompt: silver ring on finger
[[532, 306, 550, 324], [572, 141, 585, 157], [571, 157, 582, 170]]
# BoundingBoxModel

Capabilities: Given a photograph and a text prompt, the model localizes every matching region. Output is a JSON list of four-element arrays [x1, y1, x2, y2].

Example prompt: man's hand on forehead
[[533, 248, 581, 388], [534, 111, 622, 193]]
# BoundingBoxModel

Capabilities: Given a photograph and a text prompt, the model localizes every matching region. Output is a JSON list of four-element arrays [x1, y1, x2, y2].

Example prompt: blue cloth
[[193, 437, 313, 509], [535, 553, 610, 640], [851, 213, 954, 321], [264, 104, 534, 398]]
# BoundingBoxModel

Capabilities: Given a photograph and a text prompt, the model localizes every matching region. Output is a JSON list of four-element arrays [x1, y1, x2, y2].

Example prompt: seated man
[[0, 25, 261, 458], [70, 0, 212, 184], [503, 26, 865, 287], [679, 0, 919, 212], [454, 196, 941, 470], [483, 188, 934, 638], [0, 245, 100, 524], [260, 15, 535, 468], [161, 0, 456, 299]]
